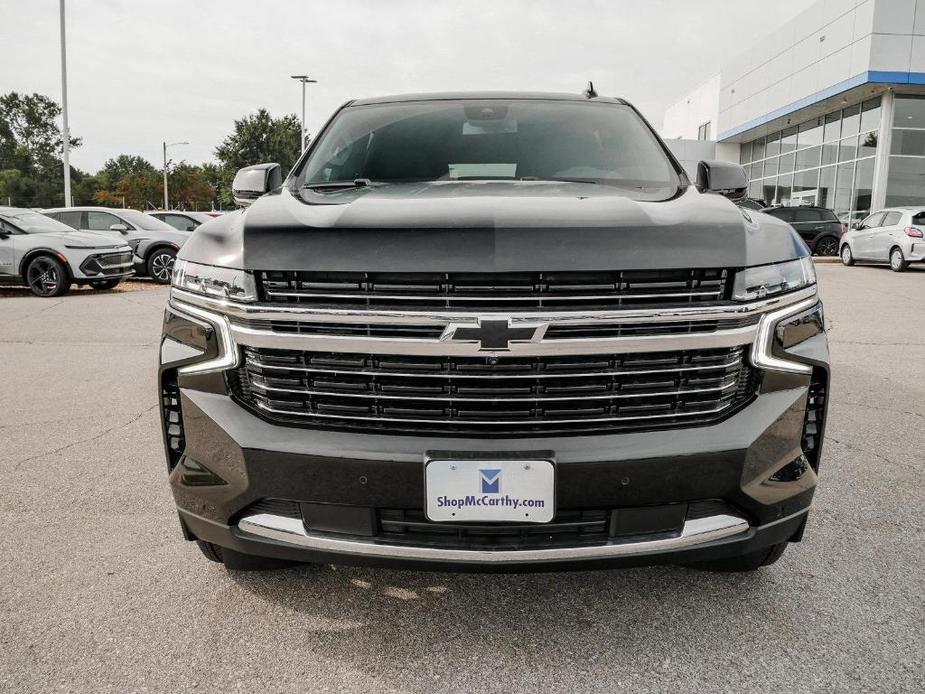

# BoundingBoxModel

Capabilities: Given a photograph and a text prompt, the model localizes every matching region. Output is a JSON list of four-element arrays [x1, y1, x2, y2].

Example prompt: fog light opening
[[769, 454, 810, 483]]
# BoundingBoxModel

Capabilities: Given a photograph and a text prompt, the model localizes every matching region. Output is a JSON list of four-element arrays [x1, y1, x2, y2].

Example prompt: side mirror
[[109, 223, 129, 233], [851, 222, 860, 230], [232, 163, 283, 207], [696, 160, 748, 201]]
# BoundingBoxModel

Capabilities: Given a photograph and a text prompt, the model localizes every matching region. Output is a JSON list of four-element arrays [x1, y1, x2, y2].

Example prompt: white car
[[0, 207, 134, 297], [840, 207, 925, 272], [43, 207, 189, 283]]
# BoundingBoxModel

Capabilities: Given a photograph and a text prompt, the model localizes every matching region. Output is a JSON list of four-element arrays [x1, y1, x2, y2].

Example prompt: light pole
[[59, 0, 71, 206], [162, 140, 188, 210], [290, 75, 317, 151]]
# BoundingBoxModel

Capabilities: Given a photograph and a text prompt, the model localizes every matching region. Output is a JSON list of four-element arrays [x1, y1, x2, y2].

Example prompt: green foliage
[[0, 92, 82, 207], [0, 93, 298, 210], [211, 108, 300, 207]]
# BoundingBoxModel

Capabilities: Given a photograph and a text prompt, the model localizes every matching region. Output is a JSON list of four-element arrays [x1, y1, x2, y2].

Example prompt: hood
[[181, 181, 808, 272], [34, 230, 129, 249]]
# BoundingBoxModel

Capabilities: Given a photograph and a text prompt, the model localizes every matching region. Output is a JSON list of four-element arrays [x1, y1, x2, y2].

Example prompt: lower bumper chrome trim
[[237, 512, 751, 563]]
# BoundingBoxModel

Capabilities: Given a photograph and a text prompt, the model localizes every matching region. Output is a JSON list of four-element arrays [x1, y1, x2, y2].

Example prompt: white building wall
[[661, 75, 721, 140], [717, 0, 875, 139], [663, 0, 925, 141]]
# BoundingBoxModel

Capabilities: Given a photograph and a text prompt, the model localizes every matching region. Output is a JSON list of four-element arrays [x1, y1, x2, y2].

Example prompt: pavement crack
[[10, 404, 158, 470], [833, 401, 925, 421], [824, 435, 920, 474]]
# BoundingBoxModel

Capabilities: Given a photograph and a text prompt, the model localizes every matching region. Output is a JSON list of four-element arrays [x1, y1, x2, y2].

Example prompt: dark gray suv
[[160, 92, 829, 574], [762, 206, 844, 256]]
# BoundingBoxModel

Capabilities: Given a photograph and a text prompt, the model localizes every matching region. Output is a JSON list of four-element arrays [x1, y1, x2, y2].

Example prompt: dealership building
[[663, 0, 925, 222]]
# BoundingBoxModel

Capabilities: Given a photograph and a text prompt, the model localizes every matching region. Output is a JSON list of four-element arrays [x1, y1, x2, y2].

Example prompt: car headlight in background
[[171, 259, 256, 302], [732, 257, 816, 301]]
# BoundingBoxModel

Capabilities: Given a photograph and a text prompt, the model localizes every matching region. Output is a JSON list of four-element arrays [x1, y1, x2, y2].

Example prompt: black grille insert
[[256, 269, 730, 311], [229, 346, 758, 436]]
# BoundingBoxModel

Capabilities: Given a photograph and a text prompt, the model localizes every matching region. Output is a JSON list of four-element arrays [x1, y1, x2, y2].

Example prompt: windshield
[[119, 210, 176, 231], [297, 99, 680, 191], [1, 210, 76, 234]]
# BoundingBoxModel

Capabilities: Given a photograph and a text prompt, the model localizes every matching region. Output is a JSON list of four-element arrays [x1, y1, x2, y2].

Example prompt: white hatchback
[[840, 207, 925, 272]]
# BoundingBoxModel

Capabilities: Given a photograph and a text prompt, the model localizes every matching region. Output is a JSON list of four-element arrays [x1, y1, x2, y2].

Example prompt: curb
[[812, 257, 841, 264]]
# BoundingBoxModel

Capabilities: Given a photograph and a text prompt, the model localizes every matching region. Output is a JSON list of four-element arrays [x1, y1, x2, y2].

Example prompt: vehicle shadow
[[228, 560, 786, 688]]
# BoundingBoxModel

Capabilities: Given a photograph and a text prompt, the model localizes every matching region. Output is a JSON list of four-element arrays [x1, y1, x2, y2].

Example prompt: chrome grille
[[229, 346, 757, 436], [257, 269, 729, 310]]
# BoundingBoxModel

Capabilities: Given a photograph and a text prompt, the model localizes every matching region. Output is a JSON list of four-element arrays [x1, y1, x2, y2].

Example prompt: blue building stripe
[[717, 71, 925, 141]]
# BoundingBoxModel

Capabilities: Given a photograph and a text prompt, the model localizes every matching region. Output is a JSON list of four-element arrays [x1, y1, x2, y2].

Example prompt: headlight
[[732, 257, 816, 301], [171, 259, 256, 302]]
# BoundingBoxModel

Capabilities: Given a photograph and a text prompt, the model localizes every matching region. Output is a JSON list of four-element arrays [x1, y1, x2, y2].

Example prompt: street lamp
[[162, 140, 189, 210], [290, 74, 317, 151], [59, 0, 72, 207]]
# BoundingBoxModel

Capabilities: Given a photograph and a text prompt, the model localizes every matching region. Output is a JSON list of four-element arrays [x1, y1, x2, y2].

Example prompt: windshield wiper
[[519, 176, 599, 184], [302, 178, 379, 190]]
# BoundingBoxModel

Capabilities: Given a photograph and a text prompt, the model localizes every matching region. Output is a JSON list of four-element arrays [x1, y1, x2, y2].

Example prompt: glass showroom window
[[887, 95, 925, 207], [737, 96, 880, 220]]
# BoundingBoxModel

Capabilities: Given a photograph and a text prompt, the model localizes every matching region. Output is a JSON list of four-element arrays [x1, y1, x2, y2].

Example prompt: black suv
[[159, 92, 829, 573], [762, 206, 843, 256]]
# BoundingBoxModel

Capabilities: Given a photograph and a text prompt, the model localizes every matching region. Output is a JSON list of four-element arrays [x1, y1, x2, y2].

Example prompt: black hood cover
[[182, 181, 808, 272]]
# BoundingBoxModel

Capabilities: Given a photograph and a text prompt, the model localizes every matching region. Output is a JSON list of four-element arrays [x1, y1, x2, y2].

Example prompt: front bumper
[[159, 290, 830, 572]]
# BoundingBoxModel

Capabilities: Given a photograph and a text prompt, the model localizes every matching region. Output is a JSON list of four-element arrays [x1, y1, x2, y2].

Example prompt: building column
[[872, 89, 894, 211]]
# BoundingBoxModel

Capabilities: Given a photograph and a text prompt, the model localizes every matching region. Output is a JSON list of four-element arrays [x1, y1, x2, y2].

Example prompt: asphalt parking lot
[[1, 265, 923, 693]]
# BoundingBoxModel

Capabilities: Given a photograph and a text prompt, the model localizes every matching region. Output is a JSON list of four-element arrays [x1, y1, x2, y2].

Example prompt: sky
[[1, 0, 817, 173]]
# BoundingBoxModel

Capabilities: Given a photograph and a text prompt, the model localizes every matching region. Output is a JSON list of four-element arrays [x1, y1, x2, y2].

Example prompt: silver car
[[840, 207, 925, 272], [43, 207, 189, 283], [0, 207, 134, 297]]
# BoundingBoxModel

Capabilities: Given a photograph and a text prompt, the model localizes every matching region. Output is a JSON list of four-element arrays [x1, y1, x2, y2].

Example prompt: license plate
[[425, 458, 555, 523]]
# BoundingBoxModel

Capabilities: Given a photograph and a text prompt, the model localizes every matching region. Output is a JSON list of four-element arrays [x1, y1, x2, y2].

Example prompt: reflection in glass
[[779, 153, 795, 174], [885, 156, 925, 206], [852, 158, 874, 221], [858, 131, 878, 158], [798, 120, 823, 148], [740, 141, 752, 164], [776, 173, 793, 205], [796, 146, 821, 171], [834, 162, 854, 221], [762, 182, 777, 205], [823, 112, 841, 142], [859, 98, 881, 132], [893, 95, 925, 128], [781, 127, 797, 153], [793, 169, 820, 205], [751, 136, 766, 161], [766, 132, 781, 157], [890, 129, 925, 156], [842, 104, 861, 135], [838, 136, 857, 162], [818, 165, 836, 210], [821, 140, 838, 166], [763, 156, 779, 178]]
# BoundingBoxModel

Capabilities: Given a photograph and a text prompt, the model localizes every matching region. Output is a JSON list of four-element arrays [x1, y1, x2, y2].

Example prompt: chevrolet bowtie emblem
[[441, 318, 548, 351]]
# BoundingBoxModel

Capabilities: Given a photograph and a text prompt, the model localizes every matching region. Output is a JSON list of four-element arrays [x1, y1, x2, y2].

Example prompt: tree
[[0, 92, 81, 175], [212, 108, 300, 207], [97, 154, 156, 189], [0, 92, 82, 207]]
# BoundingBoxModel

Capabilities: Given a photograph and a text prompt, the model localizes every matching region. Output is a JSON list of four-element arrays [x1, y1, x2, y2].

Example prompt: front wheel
[[89, 278, 122, 290], [147, 248, 176, 284], [814, 235, 839, 256], [686, 542, 787, 572], [890, 247, 909, 272], [25, 255, 71, 297], [195, 540, 305, 571], [840, 243, 855, 266]]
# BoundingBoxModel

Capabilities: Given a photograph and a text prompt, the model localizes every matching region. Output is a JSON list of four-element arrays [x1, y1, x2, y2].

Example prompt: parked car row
[[0, 206, 219, 296], [754, 200, 925, 271]]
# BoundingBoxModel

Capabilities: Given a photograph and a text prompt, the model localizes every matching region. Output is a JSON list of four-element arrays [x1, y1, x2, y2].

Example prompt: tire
[[685, 542, 787, 572], [147, 247, 176, 284], [196, 540, 224, 563], [25, 255, 71, 297], [195, 540, 303, 571], [814, 235, 839, 257], [840, 243, 855, 266], [89, 278, 122, 290], [889, 246, 909, 272]]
